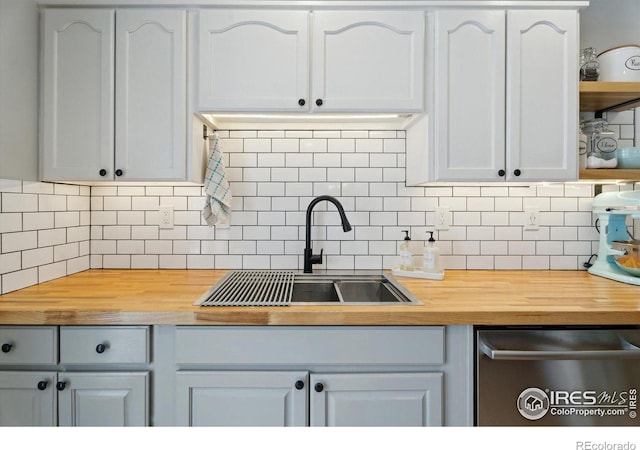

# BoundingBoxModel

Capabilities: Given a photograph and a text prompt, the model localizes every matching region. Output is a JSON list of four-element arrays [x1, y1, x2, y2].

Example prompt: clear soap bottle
[[423, 231, 441, 273], [399, 230, 414, 271]]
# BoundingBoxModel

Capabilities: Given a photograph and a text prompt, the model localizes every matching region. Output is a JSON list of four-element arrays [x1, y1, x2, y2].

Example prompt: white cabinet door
[[41, 9, 114, 181], [506, 10, 578, 182], [0, 372, 56, 426], [312, 11, 424, 112], [198, 10, 309, 111], [57, 372, 149, 426], [175, 371, 308, 426], [310, 372, 443, 427], [115, 10, 187, 181], [433, 10, 506, 181]]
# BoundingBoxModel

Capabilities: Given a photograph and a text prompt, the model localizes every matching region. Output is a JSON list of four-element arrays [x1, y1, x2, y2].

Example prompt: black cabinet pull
[[96, 343, 106, 354], [56, 381, 66, 391], [314, 382, 324, 393], [37, 381, 48, 391], [115, 169, 123, 177], [298, 99, 306, 107], [295, 380, 304, 390], [498, 169, 506, 177], [1, 343, 12, 353], [514, 169, 521, 176], [315, 99, 323, 107], [99, 169, 107, 177]]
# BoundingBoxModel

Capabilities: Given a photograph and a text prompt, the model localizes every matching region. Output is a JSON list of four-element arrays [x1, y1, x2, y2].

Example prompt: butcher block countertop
[[0, 269, 639, 326]]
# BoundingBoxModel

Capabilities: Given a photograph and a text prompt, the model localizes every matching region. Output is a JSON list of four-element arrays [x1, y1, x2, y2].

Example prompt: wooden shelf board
[[579, 169, 640, 181], [579, 81, 640, 112]]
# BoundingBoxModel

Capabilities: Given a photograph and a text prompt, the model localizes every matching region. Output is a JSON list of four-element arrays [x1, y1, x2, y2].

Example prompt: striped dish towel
[[202, 132, 231, 226]]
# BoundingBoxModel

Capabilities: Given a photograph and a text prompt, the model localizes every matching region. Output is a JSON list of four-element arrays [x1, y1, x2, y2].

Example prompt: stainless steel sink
[[291, 273, 421, 305], [195, 270, 422, 307]]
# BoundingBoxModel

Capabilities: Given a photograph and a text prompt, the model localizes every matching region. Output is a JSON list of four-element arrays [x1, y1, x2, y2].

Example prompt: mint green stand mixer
[[588, 191, 640, 286]]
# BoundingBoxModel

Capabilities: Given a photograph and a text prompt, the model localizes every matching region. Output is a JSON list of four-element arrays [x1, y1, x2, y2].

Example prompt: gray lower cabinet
[[0, 371, 56, 426], [171, 326, 450, 427], [0, 326, 150, 427], [175, 370, 442, 427]]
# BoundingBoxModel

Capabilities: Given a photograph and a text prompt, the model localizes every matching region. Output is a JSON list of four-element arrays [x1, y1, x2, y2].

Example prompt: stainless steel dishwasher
[[476, 327, 640, 426]]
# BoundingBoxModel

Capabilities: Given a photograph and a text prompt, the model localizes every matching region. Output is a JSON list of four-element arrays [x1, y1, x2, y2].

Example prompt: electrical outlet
[[435, 206, 450, 230], [159, 205, 174, 229], [524, 207, 539, 231]]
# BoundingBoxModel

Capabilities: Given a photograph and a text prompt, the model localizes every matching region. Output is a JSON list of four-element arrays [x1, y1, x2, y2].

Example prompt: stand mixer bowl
[[612, 240, 640, 277]]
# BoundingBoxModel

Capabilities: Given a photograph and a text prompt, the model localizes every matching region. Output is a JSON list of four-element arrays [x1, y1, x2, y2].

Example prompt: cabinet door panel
[[312, 11, 424, 112], [115, 9, 186, 180], [433, 10, 505, 181], [41, 9, 114, 181], [310, 373, 443, 427], [57, 372, 148, 426], [506, 10, 578, 181], [0, 372, 56, 426], [175, 371, 308, 426], [198, 10, 309, 111]]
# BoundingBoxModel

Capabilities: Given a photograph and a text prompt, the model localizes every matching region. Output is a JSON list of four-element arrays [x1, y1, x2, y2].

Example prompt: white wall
[[580, 0, 640, 52], [0, 0, 39, 181]]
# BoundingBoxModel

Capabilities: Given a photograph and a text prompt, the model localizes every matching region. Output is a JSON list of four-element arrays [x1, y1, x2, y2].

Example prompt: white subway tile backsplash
[[2, 120, 638, 292]]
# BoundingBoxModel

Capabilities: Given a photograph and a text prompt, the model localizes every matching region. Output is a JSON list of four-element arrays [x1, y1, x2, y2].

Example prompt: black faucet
[[304, 195, 352, 273]]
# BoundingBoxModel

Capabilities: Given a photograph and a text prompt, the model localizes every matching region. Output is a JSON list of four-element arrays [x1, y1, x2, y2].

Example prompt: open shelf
[[579, 81, 640, 113], [579, 169, 640, 181]]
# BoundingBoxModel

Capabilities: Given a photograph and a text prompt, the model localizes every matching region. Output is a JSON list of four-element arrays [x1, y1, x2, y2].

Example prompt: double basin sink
[[195, 270, 422, 307]]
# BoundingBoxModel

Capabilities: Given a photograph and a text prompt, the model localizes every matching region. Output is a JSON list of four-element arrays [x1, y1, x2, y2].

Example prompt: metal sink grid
[[195, 270, 295, 306]]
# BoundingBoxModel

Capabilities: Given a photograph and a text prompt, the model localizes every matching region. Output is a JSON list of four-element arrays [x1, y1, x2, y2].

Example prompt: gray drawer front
[[0, 326, 58, 365], [175, 326, 444, 366], [60, 326, 150, 364]]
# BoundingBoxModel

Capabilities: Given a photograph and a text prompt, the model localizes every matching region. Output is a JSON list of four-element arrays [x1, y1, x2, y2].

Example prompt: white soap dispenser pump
[[399, 230, 414, 271], [423, 231, 441, 273]]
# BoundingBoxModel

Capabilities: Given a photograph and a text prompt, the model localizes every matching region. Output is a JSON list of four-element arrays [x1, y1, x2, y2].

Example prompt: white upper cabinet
[[198, 10, 309, 112], [41, 9, 114, 182], [311, 11, 424, 112], [411, 8, 578, 184], [506, 10, 578, 182], [197, 10, 424, 113], [41, 8, 190, 182], [115, 9, 187, 181], [432, 10, 506, 181]]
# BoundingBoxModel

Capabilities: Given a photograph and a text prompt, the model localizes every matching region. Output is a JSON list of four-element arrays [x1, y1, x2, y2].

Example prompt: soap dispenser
[[399, 230, 414, 271], [423, 231, 441, 273]]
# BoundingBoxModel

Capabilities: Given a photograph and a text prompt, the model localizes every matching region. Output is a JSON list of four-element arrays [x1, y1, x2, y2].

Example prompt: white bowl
[[598, 45, 640, 81]]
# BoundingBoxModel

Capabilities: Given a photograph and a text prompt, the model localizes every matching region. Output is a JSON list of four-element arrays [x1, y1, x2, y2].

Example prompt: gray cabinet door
[[57, 372, 149, 426], [0, 371, 56, 426], [310, 372, 443, 427], [175, 371, 308, 426]]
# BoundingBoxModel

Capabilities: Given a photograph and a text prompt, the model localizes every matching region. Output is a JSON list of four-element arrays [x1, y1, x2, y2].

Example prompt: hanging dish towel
[[202, 132, 232, 226]]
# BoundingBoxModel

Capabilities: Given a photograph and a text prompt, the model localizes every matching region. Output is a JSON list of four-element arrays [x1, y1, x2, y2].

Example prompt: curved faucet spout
[[304, 195, 352, 273]]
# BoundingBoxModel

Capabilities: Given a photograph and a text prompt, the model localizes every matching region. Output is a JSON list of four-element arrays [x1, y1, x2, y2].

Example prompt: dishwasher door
[[476, 328, 640, 426]]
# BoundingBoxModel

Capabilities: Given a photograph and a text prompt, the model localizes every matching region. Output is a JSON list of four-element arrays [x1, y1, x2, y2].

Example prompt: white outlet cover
[[435, 206, 450, 230], [524, 207, 540, 230], [159, 205, 174, 229]]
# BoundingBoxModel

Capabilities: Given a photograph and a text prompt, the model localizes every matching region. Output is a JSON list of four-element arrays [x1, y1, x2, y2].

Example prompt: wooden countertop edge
[[0, 309, 638, 326]]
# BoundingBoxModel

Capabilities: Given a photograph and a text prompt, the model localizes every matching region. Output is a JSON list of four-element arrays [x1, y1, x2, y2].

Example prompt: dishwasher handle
[[480, 340, 640, 361]]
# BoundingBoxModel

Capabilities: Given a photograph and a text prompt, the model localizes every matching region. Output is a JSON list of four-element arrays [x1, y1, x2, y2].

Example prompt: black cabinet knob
[[115, 169, 123, 177], [99, 169, 107, 177], [295, 380, 305, 390], [314, 383, 324, 393], [498, 169, 506, 177], [298, 99, 306, 107], [37, 381, 48, 391], [514, 169, 521, 177], [56, 381, 66, 391], [315, 99, 323, 107], [1, 343, 12, 353], [95, 343, 106, 354]]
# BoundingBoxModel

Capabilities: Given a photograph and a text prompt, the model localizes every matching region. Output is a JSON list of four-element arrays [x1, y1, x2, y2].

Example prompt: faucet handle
[[310, 249, 323, 265]]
